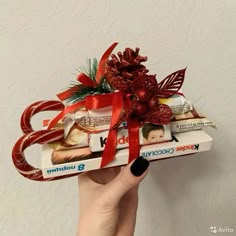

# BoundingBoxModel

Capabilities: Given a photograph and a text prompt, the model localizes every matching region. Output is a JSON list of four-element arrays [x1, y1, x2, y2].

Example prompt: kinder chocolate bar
[[51, 147, 101, 165], [171, 106, 215, 133], [89, 124, 172, 152], [47, 121, 172, 153], [41, 130, 213, 178]]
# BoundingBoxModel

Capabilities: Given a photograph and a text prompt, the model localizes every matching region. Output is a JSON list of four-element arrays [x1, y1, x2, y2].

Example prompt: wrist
[[77, 208, 118, 236]]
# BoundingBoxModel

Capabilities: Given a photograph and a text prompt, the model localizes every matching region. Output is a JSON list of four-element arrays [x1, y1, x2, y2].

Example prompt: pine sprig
[[66, 58, 114, 104], [66, 84, 99, 103], [90, 58, 98, 81], [82, 58, 98, 81]]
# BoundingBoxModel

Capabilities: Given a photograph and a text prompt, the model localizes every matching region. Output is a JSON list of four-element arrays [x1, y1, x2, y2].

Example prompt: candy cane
[[12, 129, 80, 181], [21, 100, 65, 134]]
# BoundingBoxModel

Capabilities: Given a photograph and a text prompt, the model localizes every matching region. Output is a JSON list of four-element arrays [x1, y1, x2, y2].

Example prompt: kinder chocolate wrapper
[[89, 124, 172, 152], [49, 120, 172, 153], [67, 106, 125, 132], [50, 107, 123, 151], [86, 106, 126, 130], [51, 147, 101, 165], [51, 107, 114, 151], [45, 119, 89, 151], [159, 92, 193, 115], [41, 130, 213, 178], [171, 107, 215, 133]]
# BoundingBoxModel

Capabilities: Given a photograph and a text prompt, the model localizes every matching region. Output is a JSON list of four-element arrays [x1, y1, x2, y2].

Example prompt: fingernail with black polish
[[130, 156, 149, 177]]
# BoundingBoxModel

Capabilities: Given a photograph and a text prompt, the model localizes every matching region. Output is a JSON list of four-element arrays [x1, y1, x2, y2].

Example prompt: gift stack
[[12, 42, 214, 181], [40, 42, 214, 178]]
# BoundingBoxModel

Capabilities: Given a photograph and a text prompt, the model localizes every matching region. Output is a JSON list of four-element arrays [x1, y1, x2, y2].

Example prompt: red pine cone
[[105, 47, 149, 93]]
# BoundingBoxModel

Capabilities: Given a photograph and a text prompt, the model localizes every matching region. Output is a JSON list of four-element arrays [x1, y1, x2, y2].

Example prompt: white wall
[[1, 1, 236, 235]]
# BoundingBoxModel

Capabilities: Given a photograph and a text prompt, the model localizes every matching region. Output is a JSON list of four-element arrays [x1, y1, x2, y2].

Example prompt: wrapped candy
[[171, 106, 215, 133]]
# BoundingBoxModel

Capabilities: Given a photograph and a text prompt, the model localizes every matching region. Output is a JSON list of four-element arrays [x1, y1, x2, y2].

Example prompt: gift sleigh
[[12, 42, 214, 181]]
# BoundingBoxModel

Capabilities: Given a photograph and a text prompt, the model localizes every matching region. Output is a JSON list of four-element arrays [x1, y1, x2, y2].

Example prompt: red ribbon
[[99, 91, 123, 167], [127, 118, 140, 163], [95, 42, 118, 84], [123, 94, 140, 163], [85, 93, 118, 110], [77, 73, 97, 87]]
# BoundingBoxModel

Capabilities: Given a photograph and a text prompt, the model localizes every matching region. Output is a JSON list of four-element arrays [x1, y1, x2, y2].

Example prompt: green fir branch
[[65, 58, 113, 104]]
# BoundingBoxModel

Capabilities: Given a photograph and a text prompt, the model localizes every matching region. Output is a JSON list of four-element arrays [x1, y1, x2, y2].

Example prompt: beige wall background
[[1, 0, 235, 235]]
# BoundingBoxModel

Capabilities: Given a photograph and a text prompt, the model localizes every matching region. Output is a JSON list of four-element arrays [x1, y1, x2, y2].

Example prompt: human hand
[[77, 156, 149, 236]]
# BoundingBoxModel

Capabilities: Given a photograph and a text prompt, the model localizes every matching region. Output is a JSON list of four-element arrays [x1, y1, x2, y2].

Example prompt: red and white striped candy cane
[[21, 100, 65, 134], [12, 129, 80, 181]]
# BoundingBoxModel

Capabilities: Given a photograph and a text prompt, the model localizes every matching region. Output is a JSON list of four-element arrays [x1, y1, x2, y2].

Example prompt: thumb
[[101, 156, 149, 207]]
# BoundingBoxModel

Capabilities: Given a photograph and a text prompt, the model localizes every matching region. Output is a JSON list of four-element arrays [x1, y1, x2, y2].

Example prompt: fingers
[[99, 156, 149, 208], [87, 167, 121, 184], [78, 167, 121, 189], [78, 167, 122, 202]]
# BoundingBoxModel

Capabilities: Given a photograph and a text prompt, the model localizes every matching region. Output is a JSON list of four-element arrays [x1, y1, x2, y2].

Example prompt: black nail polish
[[130, 156, 149, 177]]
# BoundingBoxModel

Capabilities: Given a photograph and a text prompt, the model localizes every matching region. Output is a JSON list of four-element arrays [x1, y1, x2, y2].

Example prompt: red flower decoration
[[132, 75, 158, 101], [108, 61, 186, 126], [129, 75, 173, 125]]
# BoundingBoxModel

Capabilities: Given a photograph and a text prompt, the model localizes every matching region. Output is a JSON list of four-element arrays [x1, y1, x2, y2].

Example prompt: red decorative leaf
[[158, 68, 186, 98], [146, 104, 172, 124]]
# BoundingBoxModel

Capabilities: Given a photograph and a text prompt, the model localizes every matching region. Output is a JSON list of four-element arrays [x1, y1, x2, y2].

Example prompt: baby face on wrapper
[[142, 124, 165, 145]]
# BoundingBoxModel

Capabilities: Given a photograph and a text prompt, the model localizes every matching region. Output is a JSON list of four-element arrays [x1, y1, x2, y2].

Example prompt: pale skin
[[77, 159, 149, 236], [143, 129, 165, 144]]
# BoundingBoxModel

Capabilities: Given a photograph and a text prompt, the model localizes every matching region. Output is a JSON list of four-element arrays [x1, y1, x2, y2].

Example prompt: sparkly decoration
[[105, 47, 186, 126], [105, 47, 148, 93]]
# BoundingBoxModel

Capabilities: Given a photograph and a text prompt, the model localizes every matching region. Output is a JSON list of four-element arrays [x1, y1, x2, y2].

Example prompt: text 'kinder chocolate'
[[100, 135, 129, 148], [175, 144, 199, 152], [89, 123, 172, 152]]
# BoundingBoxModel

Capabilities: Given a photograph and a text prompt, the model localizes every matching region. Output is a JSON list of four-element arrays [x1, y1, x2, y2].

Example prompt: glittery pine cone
[[105, 47, 149, 93]]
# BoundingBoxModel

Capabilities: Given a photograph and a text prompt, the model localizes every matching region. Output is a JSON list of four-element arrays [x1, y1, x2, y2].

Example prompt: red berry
[[148, 96, 159, 109], [133, 102, 148, 116], [136, 88, 151, 102]]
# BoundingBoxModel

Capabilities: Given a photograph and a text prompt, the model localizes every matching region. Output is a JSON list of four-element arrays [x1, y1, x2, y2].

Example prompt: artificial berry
[[148, 96, 159, 109], [133, 102, 148, 116], [136, 88, 151, 102]]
